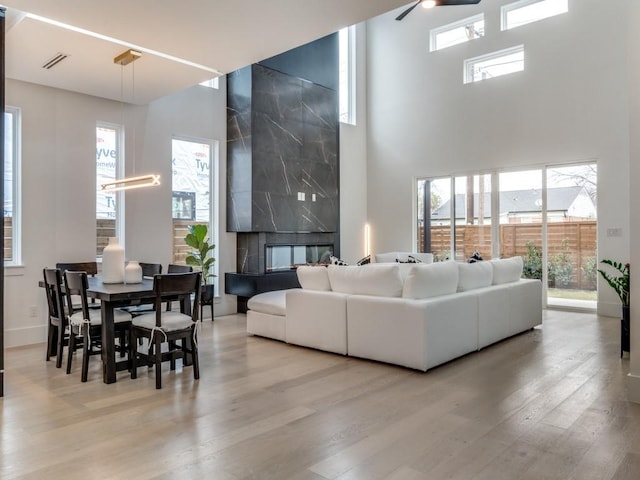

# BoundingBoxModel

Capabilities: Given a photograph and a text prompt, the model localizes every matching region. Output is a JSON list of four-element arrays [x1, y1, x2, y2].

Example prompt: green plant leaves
[[598, 259, 630, 306], [185, 224, 216, 284]]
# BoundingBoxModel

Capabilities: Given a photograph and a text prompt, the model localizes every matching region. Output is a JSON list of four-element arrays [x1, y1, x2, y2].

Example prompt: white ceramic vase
[[125, 260, 143, 284], [102, 237, 125, 284]]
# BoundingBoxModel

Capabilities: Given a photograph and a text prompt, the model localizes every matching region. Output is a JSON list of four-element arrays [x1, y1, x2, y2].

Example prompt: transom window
[[464, 45, 524, 84], [430, 14, 484, 52], [501, 0, 568, 31]]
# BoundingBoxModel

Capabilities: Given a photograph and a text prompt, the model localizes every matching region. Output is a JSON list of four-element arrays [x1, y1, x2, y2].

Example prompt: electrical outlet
[[29, 305, 38, 318]]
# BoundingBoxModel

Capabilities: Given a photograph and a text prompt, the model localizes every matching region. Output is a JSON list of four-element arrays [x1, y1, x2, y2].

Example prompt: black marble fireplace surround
[[225, 34, 340, 310], [227, 63, 339, 234]]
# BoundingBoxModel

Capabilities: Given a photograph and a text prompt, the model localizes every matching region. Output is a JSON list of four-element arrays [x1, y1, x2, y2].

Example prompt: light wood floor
[[2, 310, 640, 480]]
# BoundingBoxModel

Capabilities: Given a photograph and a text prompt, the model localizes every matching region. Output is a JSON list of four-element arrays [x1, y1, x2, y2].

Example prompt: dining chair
[[140, 262, 162, 278], [167, 264, 193, 274], [129, 272, 201, 389], [56, 262, 101, 312], [63, 271, 132, 382], [166, 264, 193, 311], [43, 268, 69, 368]]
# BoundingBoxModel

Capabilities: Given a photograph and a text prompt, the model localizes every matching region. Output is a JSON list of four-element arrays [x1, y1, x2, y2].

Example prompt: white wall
[[339, 23, 370, 264], [5, 79, 235, 347], [627, 0, 640, 403], [365, 0, 630, 314]]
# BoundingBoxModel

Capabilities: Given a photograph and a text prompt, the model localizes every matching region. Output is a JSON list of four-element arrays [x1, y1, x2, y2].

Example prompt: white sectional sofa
[[246, 257, 542, 371]]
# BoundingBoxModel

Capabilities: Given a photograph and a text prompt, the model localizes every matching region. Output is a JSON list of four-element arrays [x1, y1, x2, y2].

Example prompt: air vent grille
[[42, 53, 69, 70]]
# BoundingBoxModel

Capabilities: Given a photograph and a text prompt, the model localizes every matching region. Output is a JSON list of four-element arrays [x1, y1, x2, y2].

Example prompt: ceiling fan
[[395, 0, 482, 21]]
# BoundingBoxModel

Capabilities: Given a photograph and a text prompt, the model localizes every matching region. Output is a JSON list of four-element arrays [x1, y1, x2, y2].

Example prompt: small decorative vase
[[102, 237, 125, 284], [125, 261, 143, 284]]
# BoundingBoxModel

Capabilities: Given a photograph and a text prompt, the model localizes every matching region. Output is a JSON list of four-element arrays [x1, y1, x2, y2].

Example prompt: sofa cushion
[[490, 256, 523, 285], [296, 266, 331, 291], [375, 252, 399, 263], [247, 290, 288, 316], [457, 261, 493, 292], [402, 261, 459, 299], [327, 264, 403, 297]]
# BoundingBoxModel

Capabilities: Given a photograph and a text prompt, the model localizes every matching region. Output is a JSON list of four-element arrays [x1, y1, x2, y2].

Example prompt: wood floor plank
[[2, 311, 640, 480]]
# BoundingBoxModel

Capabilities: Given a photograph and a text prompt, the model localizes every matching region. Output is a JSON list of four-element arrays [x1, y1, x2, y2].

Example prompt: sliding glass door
[[417, 162, 597, 310]]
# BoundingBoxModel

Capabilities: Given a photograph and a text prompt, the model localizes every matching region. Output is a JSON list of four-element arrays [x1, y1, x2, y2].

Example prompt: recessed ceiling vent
[[42, 53, 69, 70]]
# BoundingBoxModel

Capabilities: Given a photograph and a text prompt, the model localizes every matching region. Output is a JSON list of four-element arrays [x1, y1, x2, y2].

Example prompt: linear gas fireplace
[[226, 231, 338, 312], [266, 244, 333, 272]]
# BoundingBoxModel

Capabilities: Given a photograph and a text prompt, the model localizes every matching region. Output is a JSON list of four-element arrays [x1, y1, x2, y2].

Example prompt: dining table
[[86, 277, 156, 384], [40, 275, 194, 384]]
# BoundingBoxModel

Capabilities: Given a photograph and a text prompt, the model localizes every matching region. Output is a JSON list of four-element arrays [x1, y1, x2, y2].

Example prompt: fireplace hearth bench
[[246, 257, 542, 371]]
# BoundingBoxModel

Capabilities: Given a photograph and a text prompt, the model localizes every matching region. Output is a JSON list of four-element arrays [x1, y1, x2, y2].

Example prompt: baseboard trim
[[628, 373, 640, 404], [5, 325, 47, 348]]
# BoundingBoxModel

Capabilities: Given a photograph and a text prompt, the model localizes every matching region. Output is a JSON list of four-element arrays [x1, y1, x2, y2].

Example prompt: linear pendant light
[[100, 174, 161, 192], [99, 49, 160, 193]]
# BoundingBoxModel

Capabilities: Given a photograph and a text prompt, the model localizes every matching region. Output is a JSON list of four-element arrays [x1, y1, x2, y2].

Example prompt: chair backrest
[[56, 262, 98, 276], [140, 262, 162, 278], [43, 268, 67, 326], [153, 272, 201, 326], [167, 264, 193, 274], [63, 271, 92, 320]]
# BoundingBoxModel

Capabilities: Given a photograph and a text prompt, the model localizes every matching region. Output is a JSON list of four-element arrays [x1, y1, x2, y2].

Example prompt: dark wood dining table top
[[86, 277, 155, 303]]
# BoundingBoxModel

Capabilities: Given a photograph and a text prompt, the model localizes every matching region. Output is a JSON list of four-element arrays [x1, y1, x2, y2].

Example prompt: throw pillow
[[396, 255, 421, 264], [467, 250, 484, 263], [356, 255, 371, 266], [330, 255, 349, 266]]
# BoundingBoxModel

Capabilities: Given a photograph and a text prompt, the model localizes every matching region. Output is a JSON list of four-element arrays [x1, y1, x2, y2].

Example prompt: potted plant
[[598, 259, 630, 355], [185, 224, 216, 319]]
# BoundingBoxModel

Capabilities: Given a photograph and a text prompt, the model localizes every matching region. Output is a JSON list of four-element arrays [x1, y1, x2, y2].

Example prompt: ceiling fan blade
[[395, 1, 421, 21], [438, 0, 482, 5]]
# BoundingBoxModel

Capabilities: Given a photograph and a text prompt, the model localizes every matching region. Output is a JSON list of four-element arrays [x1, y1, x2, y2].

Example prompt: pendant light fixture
[[99, 48, 161, 192]]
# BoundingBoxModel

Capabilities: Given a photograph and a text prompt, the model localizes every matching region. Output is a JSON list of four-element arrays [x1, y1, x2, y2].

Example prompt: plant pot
[[200, 284, 215, 321], [622, 305, 630, 357]]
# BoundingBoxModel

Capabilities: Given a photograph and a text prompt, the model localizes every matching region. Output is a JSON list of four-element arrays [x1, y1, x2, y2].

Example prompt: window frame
[[4, 106, 22, 267], [501, 0, 569, 31], [464, 45, 525, 84], [430, 13, 485, 53], [339, 25, 356, 125]]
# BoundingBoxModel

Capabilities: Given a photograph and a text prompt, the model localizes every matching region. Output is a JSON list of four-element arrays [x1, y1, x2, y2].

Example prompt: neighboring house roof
[[431, 186, 588, 220]]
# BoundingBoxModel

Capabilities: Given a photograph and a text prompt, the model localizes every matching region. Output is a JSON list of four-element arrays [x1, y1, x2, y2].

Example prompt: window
[[339, 25, 356, 125], [502, 0, 568, 31], [172, 137, 219, 289], [430, 14, 484, 52], [417, 161, 598, 311], [4, 107, 21, 266], [96, 123, 124, 258], [464, 45, 524, 84], [199, 77, 219, 89]]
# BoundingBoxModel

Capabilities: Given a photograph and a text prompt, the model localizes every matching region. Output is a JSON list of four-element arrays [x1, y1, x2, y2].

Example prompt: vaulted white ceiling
[[2, 0, 409, 104]]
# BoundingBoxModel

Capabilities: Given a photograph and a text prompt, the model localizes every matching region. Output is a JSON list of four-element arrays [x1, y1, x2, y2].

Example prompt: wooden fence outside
[[420, 221, 597, 290], [95, 219, 207, 265]]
